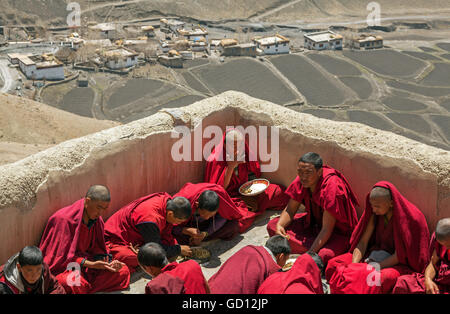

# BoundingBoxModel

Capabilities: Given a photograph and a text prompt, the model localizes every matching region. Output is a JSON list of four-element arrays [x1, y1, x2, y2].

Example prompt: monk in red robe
[[204, 128, 289, 233], [208, 235, 291, 294], [326, 182, 430, 294], [0, 246, 65, 294], [104, 193, 192, 273], [393, 218, 450, 294], [39, 185, 130, 294], [267, 152, 359, 265], [172, 182, 246, 245], [258, 252, 324, 294], [138, 242, 209, 294]]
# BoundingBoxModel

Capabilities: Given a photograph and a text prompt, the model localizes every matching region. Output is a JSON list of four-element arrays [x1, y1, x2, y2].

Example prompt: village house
[[209, 39, 222, 51], [253, 34, 290, 55], [189, 37, 208, 52], [14, 54, 65, 80], [160, 19, 185, 34], [89, 23, 118, 40], [218, 38, 239, 53], [101, 47, 139, 70], [141, 25, 155, 38], [158, 54, 183, 68], [222, 43, 257, 57], [177, 27, 208, 41], [350, 34, 383, 50], [304, 30, 343, 50]]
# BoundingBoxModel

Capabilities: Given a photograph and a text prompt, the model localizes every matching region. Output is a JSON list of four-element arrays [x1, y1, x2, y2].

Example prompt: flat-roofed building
[[101, 47, 138, 70], [304, 30, 343, 50], [253, 34, 290, 55], [17, 54, 65, 80], [351, 34, 383, 50]]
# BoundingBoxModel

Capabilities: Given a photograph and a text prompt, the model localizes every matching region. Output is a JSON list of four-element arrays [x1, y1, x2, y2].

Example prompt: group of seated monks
[[0, 128, 449, 294]]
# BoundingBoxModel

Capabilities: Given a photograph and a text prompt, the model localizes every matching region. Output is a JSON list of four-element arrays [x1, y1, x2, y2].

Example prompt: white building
[[16, 54, 65, 80], [102, 47, 138, 70], [253, 35, 290, 55], [177, 27, 208, 41], [304, 31, 343, 50], [351, 34, 383, 50]]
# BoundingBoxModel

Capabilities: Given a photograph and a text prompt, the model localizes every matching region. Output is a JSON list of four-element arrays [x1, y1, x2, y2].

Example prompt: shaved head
[[225, 129, 244, 143], [370, 187, 392, 200], [436, 218, 450, 242], [86, 185, 111, 202]]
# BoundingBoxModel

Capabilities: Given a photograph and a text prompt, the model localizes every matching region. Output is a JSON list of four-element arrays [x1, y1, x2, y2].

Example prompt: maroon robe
[[326, 181, 430, 294], [267, 166, 359, 264], [258, 254, 324, 294], [208, 245, 281, 294], [173, 182, 243, 241], [104, 192, 177, 272], [145, 260, 208, 294], [39, 198, 130, 294], [392, 233, 450, 294], [204, 129, 289, 233]]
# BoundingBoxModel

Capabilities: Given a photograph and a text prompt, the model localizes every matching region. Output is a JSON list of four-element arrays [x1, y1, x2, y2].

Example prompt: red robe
[[104, 192, 177, 271], [326, 181, 430, 294], [204, 129, 289, 232], [173, 182, 243, 241], [267, 166, 359, 264], [392, 233, 450, 294], [39, 199, 130, 294], [208, 245, 281, 294], [145, 260, 208, 294], [258, 254, 324, 294]]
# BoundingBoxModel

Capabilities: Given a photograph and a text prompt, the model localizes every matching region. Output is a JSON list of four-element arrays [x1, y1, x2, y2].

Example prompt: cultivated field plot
[[160, 94, 205, 109], [193, 58, 297, 105], [346, 110, 395, 131], [184, 59, 210, 69], [436, 43, 450, 52], [270, 54, 346, 107], [381, 96, 427, 112], [387, 80, 450, 97], [105, 79, 165, 110], [441, 54, 450, 61], [61, 88, 95, 118], [301, 108, 337, 120], [401, 51, 441, 61], [182, 71, 211, 95], [343, 49, 427, 78], [306, 53, 361, 76], [339, 76, 373, 99], [419, 46, 438, 53], [420, 63, 450, 87], [441, 99, 450, 112], [430, 115, 450, 141], [385, 112, 432, 134]]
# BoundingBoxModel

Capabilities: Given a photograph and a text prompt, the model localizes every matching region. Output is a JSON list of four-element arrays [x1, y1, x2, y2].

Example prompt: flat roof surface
[[305, 31, 343, 42], [254, 35, 290, 46]]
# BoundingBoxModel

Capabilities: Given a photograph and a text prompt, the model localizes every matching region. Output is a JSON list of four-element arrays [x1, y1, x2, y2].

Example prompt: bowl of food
[[239, 179, 270, 197], [282, 254, 301, 271]]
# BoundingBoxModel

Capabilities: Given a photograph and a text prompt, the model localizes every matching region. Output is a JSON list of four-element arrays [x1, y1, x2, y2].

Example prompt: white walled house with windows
[[304, 31, 343, 50], [101, 47, 138, 70], [351, 34, 383, 50], [253, 35, 290, 55], [16, 54, 64, 80]]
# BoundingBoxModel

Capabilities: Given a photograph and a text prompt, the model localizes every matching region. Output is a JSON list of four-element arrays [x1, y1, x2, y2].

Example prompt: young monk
[[138, 242, 209, 294], [104, 193, 192, 273], [208, 235, 291, 294], [257, 252, 324, 294], [393, 218, 450, 294], [0, 246, 65, 294], [268, 152, 359, 265], [326, 182, 430, 294], [204, 128, 289, 232], [39, 185, 130, 294], [172, 182, 246, 245]]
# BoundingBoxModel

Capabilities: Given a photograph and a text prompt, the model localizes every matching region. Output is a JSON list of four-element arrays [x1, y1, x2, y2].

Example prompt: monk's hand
[[180, 245, 192, 257], [109, 260, 125, 272], [275, 224, 289, 239], [85, 260, 116, 272], [129, 243, 139, 255], [184, 228, 201, 237], [189, 232, 207, 246], [425, 278, 439, 294]]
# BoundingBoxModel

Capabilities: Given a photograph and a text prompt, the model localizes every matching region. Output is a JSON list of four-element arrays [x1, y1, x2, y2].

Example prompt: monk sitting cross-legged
[[267, 152, 359, 266], [325, 182, 430, 294], [204, 128, 289, 233], [172, 182, 246, 245], [138, 242, 209, 294], [39, 185, 130, 294], [393, 218, 450, 294], [208, 235, 291, 294], [105, 193, 193, 273]]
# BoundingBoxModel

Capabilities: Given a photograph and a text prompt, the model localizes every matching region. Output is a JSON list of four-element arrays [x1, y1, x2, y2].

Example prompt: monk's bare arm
[[424, 250, 440, 294], [309, 210, 336, 253], [352, 214, 375, 263], [276, 199, 300, 229], [379, 251, 399, 269]]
